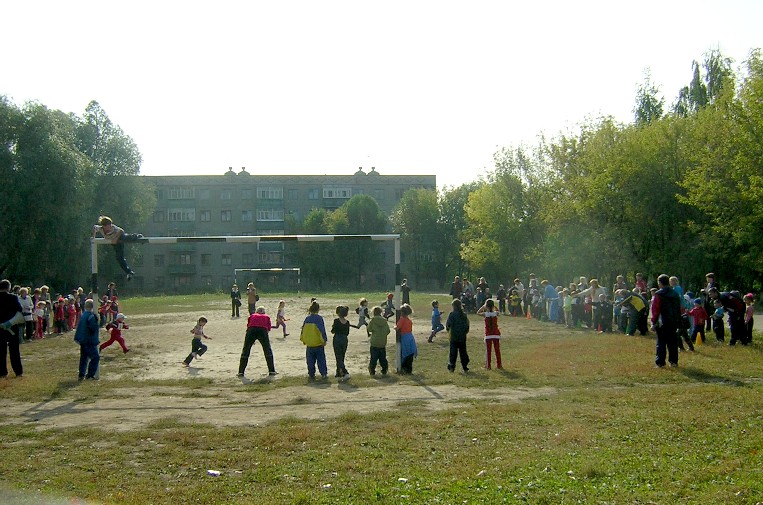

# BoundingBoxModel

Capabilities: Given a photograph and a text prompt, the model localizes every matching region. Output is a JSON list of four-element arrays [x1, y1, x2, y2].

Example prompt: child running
[[688, 298, 708, 344], [272, 300, 289, 337], [428, 300, 445, 342], [353, 298, 370, 329], [446, 298, 470, 373], [182, 316, 212, 367], [331, 305, 351, 380], [367, 306, 391, 376], [299, 300, 329, 380], [100, 313, 130, 354], [382, 293, 395, 320], [477, 299, 502, 369], [396, 304, 417, 374]]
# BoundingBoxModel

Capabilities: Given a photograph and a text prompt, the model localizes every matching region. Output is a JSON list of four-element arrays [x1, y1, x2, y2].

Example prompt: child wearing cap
[[100, 313, 130, 353], [98, 312, 130, 354], [688, 298, 708, 344]]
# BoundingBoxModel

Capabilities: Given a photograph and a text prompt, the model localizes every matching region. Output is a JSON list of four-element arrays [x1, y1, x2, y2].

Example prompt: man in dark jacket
[[650, 274, 681, 368], [74, 299, 100, 380], [0, 279, 25, 378], [708, 288, 748, 345]]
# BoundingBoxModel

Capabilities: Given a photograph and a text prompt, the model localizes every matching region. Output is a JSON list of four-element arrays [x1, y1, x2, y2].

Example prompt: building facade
[[129, 167, 436, 293]]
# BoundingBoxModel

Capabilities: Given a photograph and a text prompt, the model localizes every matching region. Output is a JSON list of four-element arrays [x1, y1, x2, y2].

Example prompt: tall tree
[[634, 70, 664, 124], [390, 188, 446, 288]]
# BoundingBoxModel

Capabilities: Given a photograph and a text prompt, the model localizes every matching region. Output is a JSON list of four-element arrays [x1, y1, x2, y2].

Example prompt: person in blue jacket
[[74, 299, 100, 380]]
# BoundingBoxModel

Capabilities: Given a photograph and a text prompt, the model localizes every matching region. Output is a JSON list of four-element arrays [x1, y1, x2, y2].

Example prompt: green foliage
[[0, 97, 154, 288], [634, 70, 664, 124]]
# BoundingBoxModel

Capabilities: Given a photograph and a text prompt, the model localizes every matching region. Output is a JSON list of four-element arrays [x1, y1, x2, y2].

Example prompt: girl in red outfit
[[100, 313, 130, 353], [477, 299, 502, 369]]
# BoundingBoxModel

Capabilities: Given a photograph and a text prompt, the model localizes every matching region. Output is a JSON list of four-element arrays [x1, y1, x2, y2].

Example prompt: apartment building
[[129, 167, 436, 293]]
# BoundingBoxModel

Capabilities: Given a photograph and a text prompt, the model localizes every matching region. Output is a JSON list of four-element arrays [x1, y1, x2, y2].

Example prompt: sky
[[3, 1, 761, 189]]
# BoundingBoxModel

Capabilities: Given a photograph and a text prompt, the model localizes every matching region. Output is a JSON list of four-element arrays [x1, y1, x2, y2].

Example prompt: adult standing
[[230, 284, 241, 318], [246, 282, 259, 315], [400, 278, 411, 306], [575, 279, 606, 330], [613, 275, 627, 294], [18, 287, 35, 342], [513, 278, 525, 315], [238, 306, 277, 377], [542, 280, 559, 322], [449, 276, 463, 301], [476, 277, 489, 294], [74, 299, 100, 380], [0, 279, 25, 378], [651, 274, 681, 368]]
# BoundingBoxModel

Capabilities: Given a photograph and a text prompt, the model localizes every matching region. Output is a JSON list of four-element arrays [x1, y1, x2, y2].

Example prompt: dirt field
[[0, 295, 554, 431]]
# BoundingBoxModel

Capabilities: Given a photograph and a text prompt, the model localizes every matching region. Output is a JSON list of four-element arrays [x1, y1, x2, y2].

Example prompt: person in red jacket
[[688, 298, 708, 344], [238, 306, 277, 378], [100, 313, 130, 353]]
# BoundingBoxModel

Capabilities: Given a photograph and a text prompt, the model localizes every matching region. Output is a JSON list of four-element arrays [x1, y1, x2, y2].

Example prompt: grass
[[1, 292, 762, 504]]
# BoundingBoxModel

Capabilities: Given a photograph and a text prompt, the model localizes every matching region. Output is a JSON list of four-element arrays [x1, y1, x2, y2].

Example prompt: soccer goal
[[234, 267, 301, 292]]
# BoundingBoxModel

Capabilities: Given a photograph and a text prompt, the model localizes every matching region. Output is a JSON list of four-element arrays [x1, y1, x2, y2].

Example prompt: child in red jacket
[[100, 313, 130, 353]]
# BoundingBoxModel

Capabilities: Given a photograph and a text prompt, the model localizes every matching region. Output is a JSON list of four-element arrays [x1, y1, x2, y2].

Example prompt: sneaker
[[462, 367, 469, 373], [320, 374, 329, 380], [335, 371, 343, 378], [136, 234, 144, 239], [284, 333, 289, 337], [268, 371, 278, 376], [447, 365, 455, 373], [343, 373, 351, 380], [182, 362, 190, 367], [124, 349, 130, 353], [669, 363, 678, 368], [126, 273, 133, 282], [236, 373, 244, 378]]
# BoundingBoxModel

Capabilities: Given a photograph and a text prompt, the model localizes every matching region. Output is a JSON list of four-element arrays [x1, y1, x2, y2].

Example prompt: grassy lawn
[[1, 292, 761, 504]]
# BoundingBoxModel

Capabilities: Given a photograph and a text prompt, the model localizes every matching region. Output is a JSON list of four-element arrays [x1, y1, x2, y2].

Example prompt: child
[[446, 298, 470, 372], [597, 294, 614, 333], [272, 300, 289, 337], [382, 293, 395, 320], [230, 284, 241, 318], [367, 306, 390, 375], [182, 317, 212, 367], [66, 296, 77, 332], [109, 297, 120, 324], [331, 306, 351, 380], [428, 300, 445, 342], [100, 313, 130, 353], [744, 293, 755, 344], [509, 288, 521, 317], [477, 299, 502, 369], [299, 300, 328, 380], [246, 282, 259, 315], [34, 301, 46, 339], [354, 298, 370, 329], [396, 304, 417, 374], [688, 298, 708, 344], [54, 297, 66, 334], [74, 299, 100, 380], [98, 295, 110, 327], [712, 299, 725, 342], [92, 215, 143, 280], [562, 289, 573, 328]]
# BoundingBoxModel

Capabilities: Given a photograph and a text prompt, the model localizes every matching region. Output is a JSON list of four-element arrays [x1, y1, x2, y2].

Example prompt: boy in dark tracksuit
[[597, 294, 614, 333]]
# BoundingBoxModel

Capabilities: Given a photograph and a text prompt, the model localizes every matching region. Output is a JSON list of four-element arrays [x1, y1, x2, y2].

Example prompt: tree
[[390, 188, 445, 288], [327, 195, 388, 287], [634, 70, 664, 124]]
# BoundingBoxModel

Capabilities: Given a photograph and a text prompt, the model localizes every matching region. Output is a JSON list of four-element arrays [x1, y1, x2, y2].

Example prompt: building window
[[153, 211, 165, 222], [258, 251, 283, 264], [198, 189, 210, 199], [241, 210, 253, 222], [221, 254, 232, 266], [308, 188, 320, 200], [221, 189, 232, 200], [221, 210, 232, 222], [242, 253, 254, 265], [323, 187, 351, 199], [174, 276, 193, 288], [201, 254, 211, 266], [200, 210, 211, 222], [177, 254, 192, 265], [168, 208, 195, 222], [257, 186, 284, 199], [167, 187, 195, 199], [154, 254, 165, 267], [241, 189, 253, 199], [257, 209, 284, 221], [257, 229, 285, 236], [287, 188, 298, 200]]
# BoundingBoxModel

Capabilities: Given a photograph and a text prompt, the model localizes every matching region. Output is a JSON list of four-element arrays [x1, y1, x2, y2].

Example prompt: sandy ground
[[0, 296, 555, 430]]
